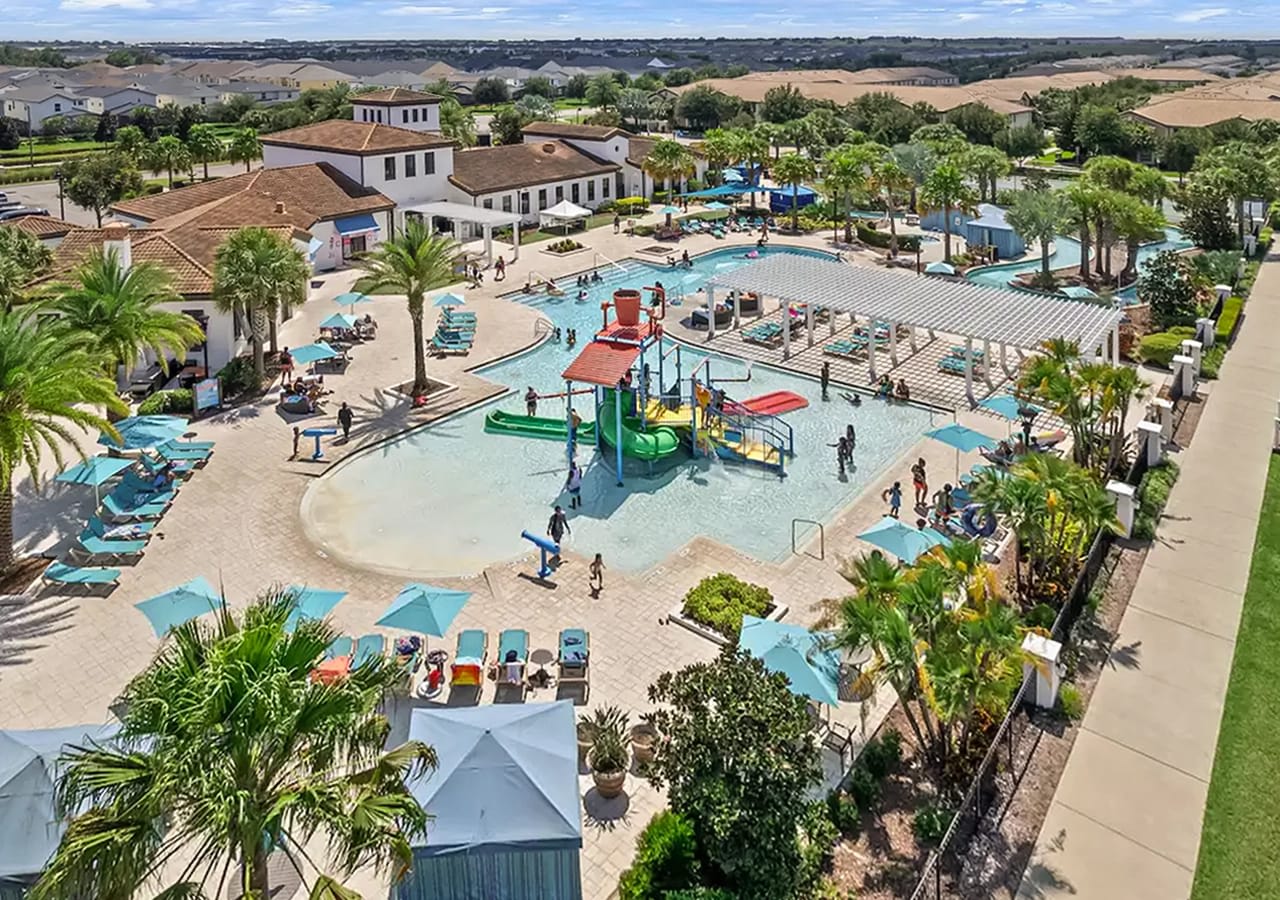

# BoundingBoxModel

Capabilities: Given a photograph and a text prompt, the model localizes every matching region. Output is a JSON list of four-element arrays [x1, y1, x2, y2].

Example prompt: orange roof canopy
[[561, 341, 642, 387]]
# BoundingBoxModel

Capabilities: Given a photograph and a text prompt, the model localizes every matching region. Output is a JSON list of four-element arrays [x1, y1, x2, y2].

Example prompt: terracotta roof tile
[[561, 341, 642, 387], [521, 121, 623, 141], [259, 120, 453, 155], [1, 215, 76, 238], [449, 141, 619, 196], [354, 87, 443, 105]]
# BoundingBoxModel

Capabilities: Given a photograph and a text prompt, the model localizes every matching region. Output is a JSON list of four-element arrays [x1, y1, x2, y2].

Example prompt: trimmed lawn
[[1191, 454, 1280, 899]]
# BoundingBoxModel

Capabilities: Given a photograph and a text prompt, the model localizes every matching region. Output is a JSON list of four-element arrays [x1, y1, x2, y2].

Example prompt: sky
[[7, 0, 1276, 42]]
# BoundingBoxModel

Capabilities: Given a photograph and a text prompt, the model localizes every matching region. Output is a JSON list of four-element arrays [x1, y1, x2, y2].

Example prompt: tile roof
[[354, 87, 442, 105], [521, 121, 623, 141], [111, 162, 393, 224], [1, 215, 76, 238], [259, 120, 453, 155], [672, 78, 1032, 116], [449, 140, 620, 196], [561, 340, 642, 387], [1128, 98, 1280, 128]]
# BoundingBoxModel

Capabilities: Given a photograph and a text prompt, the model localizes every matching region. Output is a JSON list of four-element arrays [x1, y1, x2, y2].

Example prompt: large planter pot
[[592, 767, 627, 799], [630, 724, 657, 765], [614, 289, 642, 326], [576, 724, 593, 768]]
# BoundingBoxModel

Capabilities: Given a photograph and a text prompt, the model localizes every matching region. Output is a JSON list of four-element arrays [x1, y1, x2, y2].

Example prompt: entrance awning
[[334, 213, 380, 236], [401, 200, 521, 228]]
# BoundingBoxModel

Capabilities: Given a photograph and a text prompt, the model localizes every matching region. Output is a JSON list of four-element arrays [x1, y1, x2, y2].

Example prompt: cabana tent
[[397, 702, 583, 900], [539, 200, 592, 235], [0, 724, 120, 898], [766, 185, 818, 215]]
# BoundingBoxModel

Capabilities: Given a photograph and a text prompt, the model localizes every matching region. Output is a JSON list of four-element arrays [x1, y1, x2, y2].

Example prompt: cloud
[[59, 0, 152, 8], [1174, 6, 1227, 19], [387, 4, 456, 11], [270, 1, 331, 14], [955, 11, 982, 19]]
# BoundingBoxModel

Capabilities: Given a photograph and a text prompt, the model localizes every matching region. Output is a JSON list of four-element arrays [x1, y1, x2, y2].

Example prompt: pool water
[[303, 246, 937, 576], [965, 228, 1192, 302]]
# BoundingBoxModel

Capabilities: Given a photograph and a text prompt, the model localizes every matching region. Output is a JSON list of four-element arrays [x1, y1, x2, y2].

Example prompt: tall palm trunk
[[409, 295, 428, 398], [790, 184, 799, 232], [250, 306, 268, 379], [888, 210, 899, 255], [1040, 237, 1052, 278], [0, 480, 14, 573], [1078, 221, 1091, 282], [243, 844, 270, 899], [942, 202, 953, 262]]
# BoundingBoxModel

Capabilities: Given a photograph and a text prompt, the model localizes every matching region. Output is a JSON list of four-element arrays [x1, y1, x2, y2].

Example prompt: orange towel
[[311, 656, 351, 684]]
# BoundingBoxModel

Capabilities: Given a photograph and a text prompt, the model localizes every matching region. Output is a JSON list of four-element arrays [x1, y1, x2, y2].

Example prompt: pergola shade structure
[[705, 253, 1125, 404], [402, 200, 524, 263]]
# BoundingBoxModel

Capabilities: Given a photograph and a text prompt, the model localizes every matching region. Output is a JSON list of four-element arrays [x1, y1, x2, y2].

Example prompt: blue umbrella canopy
[[376, 583, 470, 637], [434, 292, 466, 308], [98, 415, 189, 450], [333, 292, 372, 308], [134, 576, 222, 636], [924, 261, 956, 275], [857, 516, 949, 562], [704, 201, 730, 210], [978, 394, 1041, 421], [659, 205, 681, 215], [284, 585, 349, 631], [55, 456, 132, 487], [740, 616, 841, 706], [319, 312, 357, 330], [289, 342, 338, 365], [925, 423, 999, 453]]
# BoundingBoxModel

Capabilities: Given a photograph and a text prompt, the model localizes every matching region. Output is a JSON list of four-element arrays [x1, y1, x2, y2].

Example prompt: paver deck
[[1018, 254, 1280, 898]]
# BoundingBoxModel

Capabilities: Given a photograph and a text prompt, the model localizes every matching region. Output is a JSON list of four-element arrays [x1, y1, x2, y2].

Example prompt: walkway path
[[1018, 254, 1280, 899]]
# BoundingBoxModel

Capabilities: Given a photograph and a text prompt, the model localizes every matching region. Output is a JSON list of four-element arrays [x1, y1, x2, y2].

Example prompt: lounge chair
[[496, 628, 529, 697], [156, 442, 212, 463], [353, 634, 385, 668], [122, 469, 179, 497], [939, 356, 984, 376], [557, 628, 590, 694], [167, 439, 215, 450], [431, 336, 471, 355], [83, 515, 154, 540], [139, 454, 195, 479], [325, 636, 354, 660], [102, 494, 169, 520], [78, 532, 146, 559], [450, 629, 488, 687], [43, 560, 121, 587], [823, 340, 867, 360]]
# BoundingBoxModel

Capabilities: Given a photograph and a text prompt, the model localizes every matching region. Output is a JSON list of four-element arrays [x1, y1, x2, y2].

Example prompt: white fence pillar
[[1180, 339, 1203, 378], [1153, 399, 1174, 443], [1196, 317, 1216, 348], [1022, 633, 1063, 710], [1137, 420, 1164, 467], [1172, 355, 1196, 397], [1108, 480, 1136, 538]]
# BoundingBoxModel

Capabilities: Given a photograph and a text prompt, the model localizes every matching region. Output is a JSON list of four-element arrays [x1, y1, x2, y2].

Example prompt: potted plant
[[576, 720, 594, 768], [587, 705, 629, 798], [630, 721, 658, 765]]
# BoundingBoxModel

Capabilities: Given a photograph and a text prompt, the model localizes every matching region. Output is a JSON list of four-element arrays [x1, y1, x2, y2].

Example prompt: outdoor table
[[301, 427, 337, 460]]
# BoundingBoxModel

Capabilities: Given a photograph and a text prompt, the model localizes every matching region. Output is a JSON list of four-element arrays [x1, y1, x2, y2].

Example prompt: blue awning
[[307, 236, 323, 258], [334, 213, 380, 236]]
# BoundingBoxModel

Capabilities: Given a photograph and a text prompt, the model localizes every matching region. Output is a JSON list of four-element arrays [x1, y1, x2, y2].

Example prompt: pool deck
[[3, 219, 1025, 900]]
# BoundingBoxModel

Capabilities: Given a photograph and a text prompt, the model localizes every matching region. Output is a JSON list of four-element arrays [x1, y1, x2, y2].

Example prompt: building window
[[384, 157, 396, 180], [520, 192, 530, 215], [405, 154, 416, 177], [361, 108, 367, 121], [483, 198, 493, 209], [555, 186, 564, 202], [602, 177, 610, 198], [587, 180, 595, 202], [402, 109, 408, 123], [424, 152, 435, 175], [538, 189, 547, 209], [53, 102, 62, 112], [571, 183, 580, 204], [377, 110, 383, 123], [412, 108, 419, 122], [502, 195, 512, 212]]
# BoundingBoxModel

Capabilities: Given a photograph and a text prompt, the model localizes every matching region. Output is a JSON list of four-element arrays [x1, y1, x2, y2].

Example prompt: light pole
[[55, 167, 66, 220]]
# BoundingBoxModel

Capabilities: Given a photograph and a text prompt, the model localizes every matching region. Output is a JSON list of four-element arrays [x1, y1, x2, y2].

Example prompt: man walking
[[820, 361, 830, 401], [338, 402, 354, 441], [547, 505, 570, 556]]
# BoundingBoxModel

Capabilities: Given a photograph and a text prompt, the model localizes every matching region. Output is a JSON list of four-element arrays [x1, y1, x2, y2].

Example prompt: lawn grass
[[0, 138, 107, 158], [1190, 454, 1280, 899]]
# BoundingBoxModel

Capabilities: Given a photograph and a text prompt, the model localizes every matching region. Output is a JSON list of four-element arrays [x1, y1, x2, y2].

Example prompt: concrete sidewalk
[[1018, 256, 1280, 900]]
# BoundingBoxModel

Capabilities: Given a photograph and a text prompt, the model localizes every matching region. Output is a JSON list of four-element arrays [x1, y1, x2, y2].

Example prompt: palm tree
[[1062, 182, 1101, 283], [731, 127, 769, 201], [356, 220, 459, 400], [754, 122, 785, 160], [961, 145, 1011, 203], [642, 139, 696, 208], [0, 227, 52, 308], [1006, 189, 1069, 285], [890, 141, 936, 210], [869, 154, 912, 254], [919, 162, 977, 263], [0, 309, 125, 571], [1112, 194, 1167, 283], [31, 590, 435, 900], [772, 152, 816, 232], [184, 123, 224, 181], [212, 227, 310, 382], [146, 135, 192, 189], [699, 128, 738, 186], [821, 145, 865, 244], [227, 128, 261, 173], [45, 249, 204, 393]]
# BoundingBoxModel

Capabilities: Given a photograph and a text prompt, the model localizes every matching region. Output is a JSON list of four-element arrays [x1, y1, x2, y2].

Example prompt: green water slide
[[484, 410, 597, 442], [597, 393, 682, 461]]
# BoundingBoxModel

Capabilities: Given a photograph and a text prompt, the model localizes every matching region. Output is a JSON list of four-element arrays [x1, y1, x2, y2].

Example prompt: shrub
[[1058, 683, 1084, 721], [137, 388, 193, 415], [861, 729, 902, 780], [799, 800, 839, 890], [664, 891, 735, 900], [217, 355, 260, 397], [596, 199, 616, 213], [1026, 603, 1057, 630], [913, 803, 954, 847], [847, 763, 880, 811], [1133, 460, 1180, 540], [618, 811, 700, 900], [825, 789, 860, 837], [855, 222, 921, 253], [652, 190, 670, 203], [1201, 344, 1226, 379], [681, 572, 772, 640], [1215, 295, 1243, 343], [633, 224, 656, 237], [1137, 327, 1196, 367], [546, 238, 583, 253]]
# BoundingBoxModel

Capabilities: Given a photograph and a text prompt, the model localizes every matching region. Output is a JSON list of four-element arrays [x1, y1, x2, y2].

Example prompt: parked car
[[0, 207, 48, 221]]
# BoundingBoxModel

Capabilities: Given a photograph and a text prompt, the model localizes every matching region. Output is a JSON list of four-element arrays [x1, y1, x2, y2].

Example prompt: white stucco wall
[[447, 173, 616, 226], [363, 149, 454, 219], [354, 102, 440, 132], [261, 144, 364, 182]]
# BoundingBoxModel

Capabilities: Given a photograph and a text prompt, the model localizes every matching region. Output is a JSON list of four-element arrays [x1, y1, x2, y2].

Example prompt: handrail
[[593, 251, 628, 275], [791, 518, 824, 559]]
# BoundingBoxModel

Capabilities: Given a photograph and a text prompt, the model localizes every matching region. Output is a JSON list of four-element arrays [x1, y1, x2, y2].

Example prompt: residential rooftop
[[258, 120, 454, 155]]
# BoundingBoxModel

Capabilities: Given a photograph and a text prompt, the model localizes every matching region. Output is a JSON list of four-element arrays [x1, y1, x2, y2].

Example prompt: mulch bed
[[0, 557, 50, 595]]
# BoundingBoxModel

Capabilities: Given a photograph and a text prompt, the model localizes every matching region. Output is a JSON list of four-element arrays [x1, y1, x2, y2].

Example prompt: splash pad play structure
[[486, 285, 809, 485]]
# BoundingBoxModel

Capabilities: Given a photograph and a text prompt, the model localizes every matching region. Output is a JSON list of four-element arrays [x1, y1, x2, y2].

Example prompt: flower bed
[[543, 238, 585, 255], [668, 572, 785, 644]]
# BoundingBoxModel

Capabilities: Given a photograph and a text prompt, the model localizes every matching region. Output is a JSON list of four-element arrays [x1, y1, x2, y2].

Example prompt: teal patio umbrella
[[333, 292, 372, 311], [977, 394, 1040, 422], [857, 516, 949, 562], [704, 201, 730, 210], [284, 585, 348, 631], [376, 584, 470, 637], [56, 455, 132, 505], [290, 342, 338, 366], [134, 576, 222, 636], [434, 292, 466, 308], [739, 615, 840, 706], [98, 415, 189, 450], [319, 312, 358, 330], [924, 261, 956, 275], [926, 422, 999, 480]]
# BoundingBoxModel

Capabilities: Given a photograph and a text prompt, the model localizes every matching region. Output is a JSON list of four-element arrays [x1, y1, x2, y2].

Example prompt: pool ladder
[[791, 518, 825, 560]]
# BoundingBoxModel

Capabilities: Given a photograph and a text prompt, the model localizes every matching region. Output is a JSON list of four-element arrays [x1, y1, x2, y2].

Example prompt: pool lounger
[[83, 516, 154, 540], [939, 357, 985, 376], [78, 534, 147, 559], [101, 492, 170, 521], [353, 634, 385, 667], [496, 629, 529, 697], [43, 560, 121, 587]]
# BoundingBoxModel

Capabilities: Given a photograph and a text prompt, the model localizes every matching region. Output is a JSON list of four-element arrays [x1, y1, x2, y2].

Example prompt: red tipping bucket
[[613, 289, 642, 326]]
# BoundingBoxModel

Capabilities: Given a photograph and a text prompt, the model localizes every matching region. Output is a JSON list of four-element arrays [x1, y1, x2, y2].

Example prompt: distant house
[[1, 214, 76, 248], [244, 62, 352, 91], [0, 85, 98, 131], [920, 204, 1026, 260], [218, 81, 300, 105]]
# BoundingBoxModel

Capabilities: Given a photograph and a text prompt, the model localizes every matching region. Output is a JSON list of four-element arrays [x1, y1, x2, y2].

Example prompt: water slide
[[597, 393, 682, 461], [484, 410, 597, 443], [732, 390, 809, 417]]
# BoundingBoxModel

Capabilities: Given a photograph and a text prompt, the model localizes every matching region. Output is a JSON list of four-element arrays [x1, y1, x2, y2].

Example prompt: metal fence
[[907, 439, 1150, 900]]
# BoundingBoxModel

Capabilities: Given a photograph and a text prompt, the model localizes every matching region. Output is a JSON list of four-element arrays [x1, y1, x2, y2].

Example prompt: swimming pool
[[302, 246, 937, 577], [965, 228, 1193, 302]]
